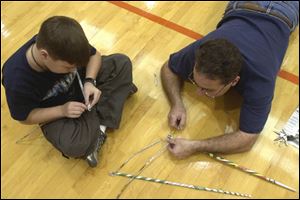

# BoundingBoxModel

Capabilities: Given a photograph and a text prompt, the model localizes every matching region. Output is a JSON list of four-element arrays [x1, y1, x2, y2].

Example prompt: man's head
[[190, 39, 243, 98], [36, 16, 90, 73]]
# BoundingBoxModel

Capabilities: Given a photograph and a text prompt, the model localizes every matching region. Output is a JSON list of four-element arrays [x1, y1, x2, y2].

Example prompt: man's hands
[[161, 61, 187, 130], [168, 103, 186, 130], [167, 137, 197, 159], [83, 82, 101, 109]]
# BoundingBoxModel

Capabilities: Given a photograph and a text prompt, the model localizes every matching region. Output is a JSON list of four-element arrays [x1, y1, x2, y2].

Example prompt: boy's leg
[[40, 108, 101, 160], [95, 53, 137, 129], [85, 53, 136, 166]]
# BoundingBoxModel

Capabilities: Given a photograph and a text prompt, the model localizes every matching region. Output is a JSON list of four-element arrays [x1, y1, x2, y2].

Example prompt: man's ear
[[231, 76, 240, 86]]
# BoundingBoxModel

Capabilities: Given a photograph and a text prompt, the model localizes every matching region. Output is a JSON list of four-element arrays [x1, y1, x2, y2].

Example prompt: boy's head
[[36, 16, 90, 71]]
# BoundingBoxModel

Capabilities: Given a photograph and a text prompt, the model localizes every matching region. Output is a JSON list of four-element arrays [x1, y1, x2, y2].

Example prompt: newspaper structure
[[274, 106, 299, 148]]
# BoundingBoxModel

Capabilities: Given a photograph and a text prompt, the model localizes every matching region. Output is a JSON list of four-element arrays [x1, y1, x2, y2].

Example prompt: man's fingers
[[167, 143, 175, 152], [178, 115, 186, 130], [169, 117, 181, 130], [167, 137, 176, 149], [169, 117, 177, 128], [169, 143, 175, 149], [166, 136, 173, 143]]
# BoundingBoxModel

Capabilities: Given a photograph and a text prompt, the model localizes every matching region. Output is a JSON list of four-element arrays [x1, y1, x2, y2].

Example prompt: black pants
[[41, 54, 134, 158]]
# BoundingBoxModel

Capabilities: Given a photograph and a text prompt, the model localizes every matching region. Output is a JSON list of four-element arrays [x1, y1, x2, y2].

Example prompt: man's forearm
[[21, 106, 64, 125], [160, 61, 184, 106], [191, 131, 259, 154]]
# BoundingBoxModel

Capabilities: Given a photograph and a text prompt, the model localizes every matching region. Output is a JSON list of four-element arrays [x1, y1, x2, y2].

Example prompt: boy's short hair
[[195, 39, 243, 84], [36, 16, 90, 67]]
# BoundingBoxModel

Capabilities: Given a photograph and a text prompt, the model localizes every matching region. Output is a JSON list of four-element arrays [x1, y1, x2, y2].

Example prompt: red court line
[[278, 70, 299, 85], [108, 1, 203, 40], [108, 1, 299, 85]]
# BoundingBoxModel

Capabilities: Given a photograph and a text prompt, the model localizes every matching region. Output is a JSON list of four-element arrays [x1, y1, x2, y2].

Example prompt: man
[[161, 1, 299, 159], [2, 16, 137, 167]]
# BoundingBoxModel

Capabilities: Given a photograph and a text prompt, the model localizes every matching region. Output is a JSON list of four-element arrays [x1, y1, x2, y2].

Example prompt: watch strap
[[84, 77, 96, 86]]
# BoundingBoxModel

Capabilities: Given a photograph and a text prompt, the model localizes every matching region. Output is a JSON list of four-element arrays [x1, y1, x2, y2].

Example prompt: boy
[[2, 16, 137, 167]]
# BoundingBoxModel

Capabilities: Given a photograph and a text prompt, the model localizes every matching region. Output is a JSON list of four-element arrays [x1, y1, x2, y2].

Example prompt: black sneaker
[[86, 130, 107, 167], [129, 83, 138, 96], [86, 149, 98, 168]]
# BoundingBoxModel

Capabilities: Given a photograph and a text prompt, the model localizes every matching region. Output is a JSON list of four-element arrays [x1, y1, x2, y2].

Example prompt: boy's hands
[[61, 101, 87, 118], [61, 83, 101, 118], [83, 82, 101, 108]]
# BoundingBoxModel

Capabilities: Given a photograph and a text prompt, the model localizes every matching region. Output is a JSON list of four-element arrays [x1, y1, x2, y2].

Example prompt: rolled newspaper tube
[[207, 153, 296, 192], [110, 171, 252, 198], [76, 71, 91, 112]]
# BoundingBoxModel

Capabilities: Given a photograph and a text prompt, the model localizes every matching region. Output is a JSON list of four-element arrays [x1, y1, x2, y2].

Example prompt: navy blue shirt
[[169, 10, 290, 133], [2, 35, 96, 121]]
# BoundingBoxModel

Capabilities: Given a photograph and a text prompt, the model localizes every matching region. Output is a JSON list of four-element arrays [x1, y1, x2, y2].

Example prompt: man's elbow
[[160, 61, 168, 75], [237, 131, 259, 153], [241, 142, 256, 152], [234, 143, 255, 153], [242, 137, 259, 152]]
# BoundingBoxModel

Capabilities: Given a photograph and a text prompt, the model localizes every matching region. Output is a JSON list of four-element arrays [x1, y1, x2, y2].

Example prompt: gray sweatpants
[[41, 54, 134, 158]]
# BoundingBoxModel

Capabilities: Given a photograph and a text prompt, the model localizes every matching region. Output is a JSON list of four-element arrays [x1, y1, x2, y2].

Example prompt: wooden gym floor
[[1, 1, 299, 198]]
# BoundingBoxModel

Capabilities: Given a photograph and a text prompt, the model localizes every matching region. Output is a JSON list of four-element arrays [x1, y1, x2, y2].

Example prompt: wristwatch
[[84, 77, 96, 86]]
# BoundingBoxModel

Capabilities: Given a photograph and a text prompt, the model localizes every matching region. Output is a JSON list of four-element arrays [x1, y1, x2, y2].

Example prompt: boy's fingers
[[77, 102, 87, 110]]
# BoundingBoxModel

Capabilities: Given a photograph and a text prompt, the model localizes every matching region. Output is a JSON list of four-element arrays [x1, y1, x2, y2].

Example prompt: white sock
[[99, 125, 107, 133]]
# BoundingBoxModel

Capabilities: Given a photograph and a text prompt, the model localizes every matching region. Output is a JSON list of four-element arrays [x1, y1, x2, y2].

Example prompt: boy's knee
[[61, 141, 90, 158], [113, 53, 132, 71], [113, 53, 131, 63], [41, 119, 95, 158]]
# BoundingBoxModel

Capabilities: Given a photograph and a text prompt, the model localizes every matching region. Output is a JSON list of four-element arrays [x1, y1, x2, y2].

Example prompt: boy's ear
[[231, 76, 240, 86], [40, 49, 49, 59]]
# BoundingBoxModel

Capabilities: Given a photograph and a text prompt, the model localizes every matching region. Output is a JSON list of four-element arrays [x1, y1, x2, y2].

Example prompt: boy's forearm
[[85, 50, 102, 79], [160, 61, 184, 107], [21, 105, 64, 125]]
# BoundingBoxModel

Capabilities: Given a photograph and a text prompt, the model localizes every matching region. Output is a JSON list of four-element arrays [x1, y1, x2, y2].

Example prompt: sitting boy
[[2, 16, 137, 167]]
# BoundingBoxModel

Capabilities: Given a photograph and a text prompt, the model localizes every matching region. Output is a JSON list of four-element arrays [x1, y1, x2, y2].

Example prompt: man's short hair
[[36, 16, 90, 67], [195, 39, 243, 84]]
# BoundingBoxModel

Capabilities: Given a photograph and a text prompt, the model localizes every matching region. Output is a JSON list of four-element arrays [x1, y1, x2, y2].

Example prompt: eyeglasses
[[188, 71, 229, 99]]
